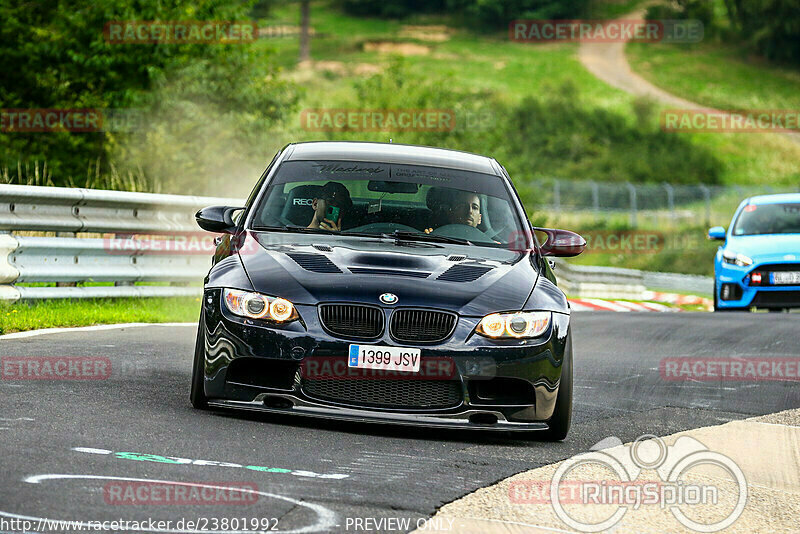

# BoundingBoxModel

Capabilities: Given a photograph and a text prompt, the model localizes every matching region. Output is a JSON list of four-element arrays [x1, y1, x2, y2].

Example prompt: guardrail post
[[625, 182, 637, 228], [662, 182, 675, 226], [699, 185, 711, 227], [590, 180, 599, 216], [553, 179, 560, 215], [55, 231, 78, 287]]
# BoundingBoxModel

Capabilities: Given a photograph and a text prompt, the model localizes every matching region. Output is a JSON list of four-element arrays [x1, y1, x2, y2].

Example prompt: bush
[[0, 0, 298, 193], [312, 60, 722, 186]]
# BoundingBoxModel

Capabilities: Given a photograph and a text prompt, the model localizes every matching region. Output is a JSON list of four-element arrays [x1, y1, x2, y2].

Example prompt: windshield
[[250, 160, 525, 248], [732, 202, 800, 236]]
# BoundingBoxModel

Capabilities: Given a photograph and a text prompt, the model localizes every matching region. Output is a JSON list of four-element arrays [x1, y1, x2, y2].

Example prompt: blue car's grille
[[752, 291, 800, 308]]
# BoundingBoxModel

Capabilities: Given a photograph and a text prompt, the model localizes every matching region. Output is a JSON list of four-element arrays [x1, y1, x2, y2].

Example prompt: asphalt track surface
[[1, 312, 798, 533]]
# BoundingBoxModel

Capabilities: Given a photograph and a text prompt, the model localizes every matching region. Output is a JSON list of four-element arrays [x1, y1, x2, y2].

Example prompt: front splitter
[[207, 393, 549, 432]]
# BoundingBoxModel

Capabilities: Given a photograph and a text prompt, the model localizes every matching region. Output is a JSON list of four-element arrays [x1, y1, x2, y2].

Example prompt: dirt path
[[577, 9, 800, 143]]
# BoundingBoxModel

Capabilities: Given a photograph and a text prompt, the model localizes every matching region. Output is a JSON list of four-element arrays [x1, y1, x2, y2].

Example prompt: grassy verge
[[626, 42, 800, 111], [0, 297, 200, 335]]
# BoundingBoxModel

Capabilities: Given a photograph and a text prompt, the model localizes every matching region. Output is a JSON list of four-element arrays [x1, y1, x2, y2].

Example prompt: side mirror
[[534, 227, 586, 257], [708, 226, 726, 241], [196, 206, 244, 234]]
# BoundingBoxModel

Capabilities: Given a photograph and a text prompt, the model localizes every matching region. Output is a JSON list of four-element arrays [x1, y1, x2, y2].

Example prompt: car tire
[[541, 331, 573, 441], [190, 312, 208, 410], [713, 281, 719, 311]]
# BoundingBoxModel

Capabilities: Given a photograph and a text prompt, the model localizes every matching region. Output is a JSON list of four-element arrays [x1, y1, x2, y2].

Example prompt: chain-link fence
[[515, 178, 799, 228]]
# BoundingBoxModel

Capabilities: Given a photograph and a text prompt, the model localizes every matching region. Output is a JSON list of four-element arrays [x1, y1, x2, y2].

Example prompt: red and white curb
[[568, 298, 677, 312]]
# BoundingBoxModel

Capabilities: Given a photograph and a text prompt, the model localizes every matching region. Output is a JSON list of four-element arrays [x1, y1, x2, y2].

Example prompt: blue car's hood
[[726, 234, 800, 262]]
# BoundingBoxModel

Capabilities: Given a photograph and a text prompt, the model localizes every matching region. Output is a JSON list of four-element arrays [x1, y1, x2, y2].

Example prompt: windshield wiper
[[251, 226, 472, 246], [251, 225, 336, 235], [385, 231, 472, 246]]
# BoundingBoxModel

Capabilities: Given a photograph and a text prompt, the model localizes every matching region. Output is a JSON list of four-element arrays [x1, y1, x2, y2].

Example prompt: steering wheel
[[431, 224, 490, 241]]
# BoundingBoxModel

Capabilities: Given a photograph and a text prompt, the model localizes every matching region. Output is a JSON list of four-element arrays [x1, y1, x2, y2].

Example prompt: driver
[[443, 190, 482, 228], [307, 181, 353, 231]]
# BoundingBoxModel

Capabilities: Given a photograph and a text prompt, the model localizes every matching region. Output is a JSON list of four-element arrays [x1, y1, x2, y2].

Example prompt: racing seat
[[280, 184, 324, 227]]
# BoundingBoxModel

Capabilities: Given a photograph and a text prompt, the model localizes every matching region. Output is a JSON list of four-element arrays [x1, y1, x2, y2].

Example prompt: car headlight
[[722, 251, 753, 267], [222, 289, 298, 322], [476, 311, 551, 339]]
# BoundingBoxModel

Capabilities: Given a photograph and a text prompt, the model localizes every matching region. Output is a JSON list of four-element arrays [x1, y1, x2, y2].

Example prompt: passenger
[[307, 181, 353, 231]]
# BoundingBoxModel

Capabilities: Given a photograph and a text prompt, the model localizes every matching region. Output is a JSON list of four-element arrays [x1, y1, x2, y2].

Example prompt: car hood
[[725, 234, 800, 263], [236, 231, 563, 315]]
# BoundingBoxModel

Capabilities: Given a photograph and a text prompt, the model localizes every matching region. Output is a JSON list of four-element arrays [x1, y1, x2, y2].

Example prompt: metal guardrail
[[554, 259, 713, 299], [0, 184, 714, 302], [0, 184, 242, 301]]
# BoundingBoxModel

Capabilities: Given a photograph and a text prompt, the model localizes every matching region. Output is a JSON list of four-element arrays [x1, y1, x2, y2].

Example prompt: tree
[[299, 0, 311, 62]]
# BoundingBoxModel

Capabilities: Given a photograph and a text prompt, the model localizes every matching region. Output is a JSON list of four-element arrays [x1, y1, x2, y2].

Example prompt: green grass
[[256, 1, 800, 186], [627, 41, 800, 110], [0, 297, 200, 334]]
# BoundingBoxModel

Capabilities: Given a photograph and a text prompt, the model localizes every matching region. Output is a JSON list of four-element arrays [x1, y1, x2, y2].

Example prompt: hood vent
[[437, 264, 493, 282], [312, 244, 332, 252], [286, 253, 342, 273], [349, 267, 431, 278], [447, 255, 467, 262]]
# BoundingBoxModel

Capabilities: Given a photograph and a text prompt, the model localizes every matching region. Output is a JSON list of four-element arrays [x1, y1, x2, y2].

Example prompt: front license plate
[[348, 344, 421, 372], [771, 271, 800, 285]]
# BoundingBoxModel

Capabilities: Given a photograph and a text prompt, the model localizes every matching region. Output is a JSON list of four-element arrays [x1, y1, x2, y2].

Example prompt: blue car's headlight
[[223, 288, 298, 322], [476, 311, 551, 339], [722, 250, 753, 267]]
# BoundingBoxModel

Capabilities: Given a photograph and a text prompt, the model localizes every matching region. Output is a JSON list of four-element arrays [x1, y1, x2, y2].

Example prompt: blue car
[[709, 193, 800, 311]]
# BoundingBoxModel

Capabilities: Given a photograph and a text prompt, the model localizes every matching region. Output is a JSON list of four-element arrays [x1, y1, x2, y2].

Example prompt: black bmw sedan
[[192, 141, 585, 440]]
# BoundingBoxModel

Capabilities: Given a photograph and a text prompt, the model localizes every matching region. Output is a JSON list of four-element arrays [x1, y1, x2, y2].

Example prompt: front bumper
[[200, 288, 570, 431], [716, 260, 800, 309]]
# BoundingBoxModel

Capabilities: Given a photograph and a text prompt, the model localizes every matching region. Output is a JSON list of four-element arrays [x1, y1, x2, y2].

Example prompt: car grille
[[301, 378, 462, 409], [319, 304, 384, 338], [758, 263, 800, 272], [751, 291, 800, 308], [390, 309, 456, 342]]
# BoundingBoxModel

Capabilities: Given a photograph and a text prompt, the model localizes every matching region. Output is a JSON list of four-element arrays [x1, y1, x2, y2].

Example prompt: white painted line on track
[[1, 474, 337, 534], [0, 322, 195, 340]]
